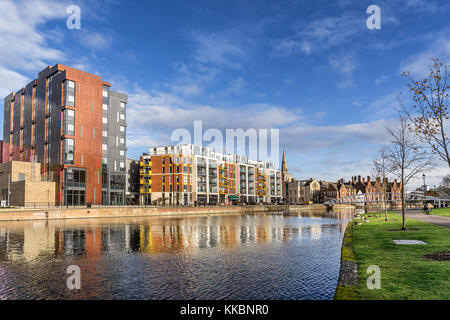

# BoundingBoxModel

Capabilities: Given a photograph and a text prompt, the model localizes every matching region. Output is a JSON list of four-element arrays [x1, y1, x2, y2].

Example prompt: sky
[[0, 0, 449, 190]]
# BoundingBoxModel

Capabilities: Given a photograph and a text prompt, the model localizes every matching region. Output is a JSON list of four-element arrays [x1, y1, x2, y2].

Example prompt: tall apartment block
[[139, 144, 282, 205], [2, 64, 127, 206]]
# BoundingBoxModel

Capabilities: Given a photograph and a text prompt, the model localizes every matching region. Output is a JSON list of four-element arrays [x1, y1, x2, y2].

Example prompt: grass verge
[[334, 222, 359, 300], [352, 212, 450, 299], [430, 207, 450, 218]]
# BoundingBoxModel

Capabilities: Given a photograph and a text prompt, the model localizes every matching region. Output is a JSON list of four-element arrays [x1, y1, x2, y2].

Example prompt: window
[[102, 157, 107, 164], [64, 109, 75, 136], [102, 117, 107, 124], [103, 89, 108, 97], [65, 80, 75, 107], [120, 126, 125, 132], [63, 138, 74, 164], [102, 130, 108, 137], [120, 113, 125, 120], [80, 125, 83, 137], [102, 144, 107, 151], [120, 150, 125, 156], [120, 162, 125, 169], [120, 102, 125, 109], [18, 173, 25, 181], [120, 137, 125, 145], [93, 128, 95, 139], [102, 104, 108, 111]]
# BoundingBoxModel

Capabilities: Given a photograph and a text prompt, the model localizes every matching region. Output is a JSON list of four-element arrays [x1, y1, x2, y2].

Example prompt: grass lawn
[[430, 207, 450, 218], [352, 212, 450, 300]]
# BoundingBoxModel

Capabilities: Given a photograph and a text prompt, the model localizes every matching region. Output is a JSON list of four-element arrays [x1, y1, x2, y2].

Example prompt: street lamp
[[422, 173, 426, 195]]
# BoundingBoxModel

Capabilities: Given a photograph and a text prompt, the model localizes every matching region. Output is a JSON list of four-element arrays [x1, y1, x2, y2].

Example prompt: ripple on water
[[0, 214, 347, 300]]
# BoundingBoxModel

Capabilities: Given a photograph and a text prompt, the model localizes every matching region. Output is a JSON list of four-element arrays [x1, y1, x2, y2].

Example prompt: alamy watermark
[[366, 5, 381, 30], [67, 265, 81, 290], [367, 265, 381, 290], [171, 121, 280, 167], [66, 5, 81, 30]]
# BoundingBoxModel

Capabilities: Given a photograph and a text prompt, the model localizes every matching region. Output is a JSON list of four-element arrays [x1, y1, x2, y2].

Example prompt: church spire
[[281, 148, 288, 174]]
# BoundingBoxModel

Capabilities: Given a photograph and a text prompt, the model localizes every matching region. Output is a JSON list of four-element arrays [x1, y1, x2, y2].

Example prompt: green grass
[[430, 207, 450, 218], [352, 212, 450, 300], [334, 222, 359, 300]]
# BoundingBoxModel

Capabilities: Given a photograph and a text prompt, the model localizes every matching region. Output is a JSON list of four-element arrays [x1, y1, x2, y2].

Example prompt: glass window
[[103, 89, 108, 97], [63, 138, 74, 164], [120, 102, 125, 109], [120, 126, 125, 132], [102, 130, 108, 137], [65, 80, 75, 107], [64, 109, 75, 136], [102, 117, 107, 124], [102, 104, 108, 111], [102, 144, 107, 151], [120, 150, 125, 156], [120, 113, 125, 120]]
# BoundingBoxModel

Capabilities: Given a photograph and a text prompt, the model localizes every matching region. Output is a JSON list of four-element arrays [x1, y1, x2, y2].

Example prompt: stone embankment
[[0, 203, 354, 222]]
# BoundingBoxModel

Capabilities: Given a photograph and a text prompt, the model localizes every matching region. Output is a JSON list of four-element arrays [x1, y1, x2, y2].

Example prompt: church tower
[[281, 149, 292, 202]]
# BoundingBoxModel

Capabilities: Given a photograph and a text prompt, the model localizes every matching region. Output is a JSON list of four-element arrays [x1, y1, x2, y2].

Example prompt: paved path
[[397, 210, 450, 229]]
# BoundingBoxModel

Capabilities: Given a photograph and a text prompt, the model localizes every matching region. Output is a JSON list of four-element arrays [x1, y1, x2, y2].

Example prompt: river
[[0, 211, 351, 300]]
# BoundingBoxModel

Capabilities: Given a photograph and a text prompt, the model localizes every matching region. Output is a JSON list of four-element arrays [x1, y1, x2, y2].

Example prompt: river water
[[0, 211, 350, 300]]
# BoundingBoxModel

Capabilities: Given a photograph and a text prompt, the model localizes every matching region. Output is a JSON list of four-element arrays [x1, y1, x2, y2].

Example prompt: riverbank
[[336, 211, 450, 300], [0, 204, 355, 222]]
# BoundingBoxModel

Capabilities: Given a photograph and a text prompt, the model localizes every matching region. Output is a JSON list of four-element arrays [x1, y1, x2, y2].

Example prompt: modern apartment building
[[2, 64, 127, 206], [125, 158, 140, 204], [139, 144, 282, 205]]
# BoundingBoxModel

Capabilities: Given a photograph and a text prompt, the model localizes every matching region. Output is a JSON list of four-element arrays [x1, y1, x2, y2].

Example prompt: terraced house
[[2, 64, 128, 206], [139, 144, 282, 205]]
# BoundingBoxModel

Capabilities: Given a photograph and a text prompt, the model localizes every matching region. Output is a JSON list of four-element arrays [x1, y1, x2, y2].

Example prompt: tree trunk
[[401, 170, 406, 230]]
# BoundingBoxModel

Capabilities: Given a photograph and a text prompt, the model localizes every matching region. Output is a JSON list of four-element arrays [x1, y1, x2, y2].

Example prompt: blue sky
[[1, 0, 449, 189]]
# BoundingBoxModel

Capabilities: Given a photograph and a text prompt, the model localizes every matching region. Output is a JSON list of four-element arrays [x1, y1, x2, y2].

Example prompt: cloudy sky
[[0, 0, 449, 189]]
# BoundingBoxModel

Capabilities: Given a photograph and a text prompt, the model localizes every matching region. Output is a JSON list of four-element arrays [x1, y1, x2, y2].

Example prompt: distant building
[[287, 178, 320, 204], [139, 144, 282, 205]]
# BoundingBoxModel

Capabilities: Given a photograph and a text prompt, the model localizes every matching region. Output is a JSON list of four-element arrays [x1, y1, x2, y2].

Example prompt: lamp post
[[422, 173, 426, 196]]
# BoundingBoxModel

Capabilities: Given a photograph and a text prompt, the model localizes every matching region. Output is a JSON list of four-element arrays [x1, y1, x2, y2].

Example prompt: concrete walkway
[[397, 210, 450, 229]]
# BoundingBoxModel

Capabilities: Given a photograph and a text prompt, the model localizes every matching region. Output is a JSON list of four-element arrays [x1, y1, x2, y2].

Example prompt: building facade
[[0, 161, 56, 206], [2, 64, 127, 206], [126, 158, 140, 205], [139, 144, 282, 205], [287, 179, 321, 204]]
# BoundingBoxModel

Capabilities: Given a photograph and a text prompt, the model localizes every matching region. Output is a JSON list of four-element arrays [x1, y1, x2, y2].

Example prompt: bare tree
[[384, 112, 433, 230], [400, 58, 450, 167], [372, 147, 389, 221]]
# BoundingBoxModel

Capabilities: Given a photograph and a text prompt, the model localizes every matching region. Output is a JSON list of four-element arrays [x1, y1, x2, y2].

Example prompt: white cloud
[[0, 0, 68, 97], [187, 29, 250, 67], [400, 35, 450, 77], [78, 31, 112, 50], [0, 66, 29, 98], [273, 13, 362, 57]]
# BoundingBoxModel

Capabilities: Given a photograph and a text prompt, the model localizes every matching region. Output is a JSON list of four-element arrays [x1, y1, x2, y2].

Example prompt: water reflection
[[0, 213, 349, 300]]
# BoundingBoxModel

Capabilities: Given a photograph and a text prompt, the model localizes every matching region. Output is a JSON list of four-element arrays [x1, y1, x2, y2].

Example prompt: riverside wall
[[0, 204, 355, 222]]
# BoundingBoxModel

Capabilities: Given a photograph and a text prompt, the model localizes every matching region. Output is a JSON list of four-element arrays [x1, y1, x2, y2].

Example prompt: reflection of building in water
[[0, 223, 55, 261], [0, 218, 336, 260], [310, 225, 322, 240], [22, 222, 55, 261]]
